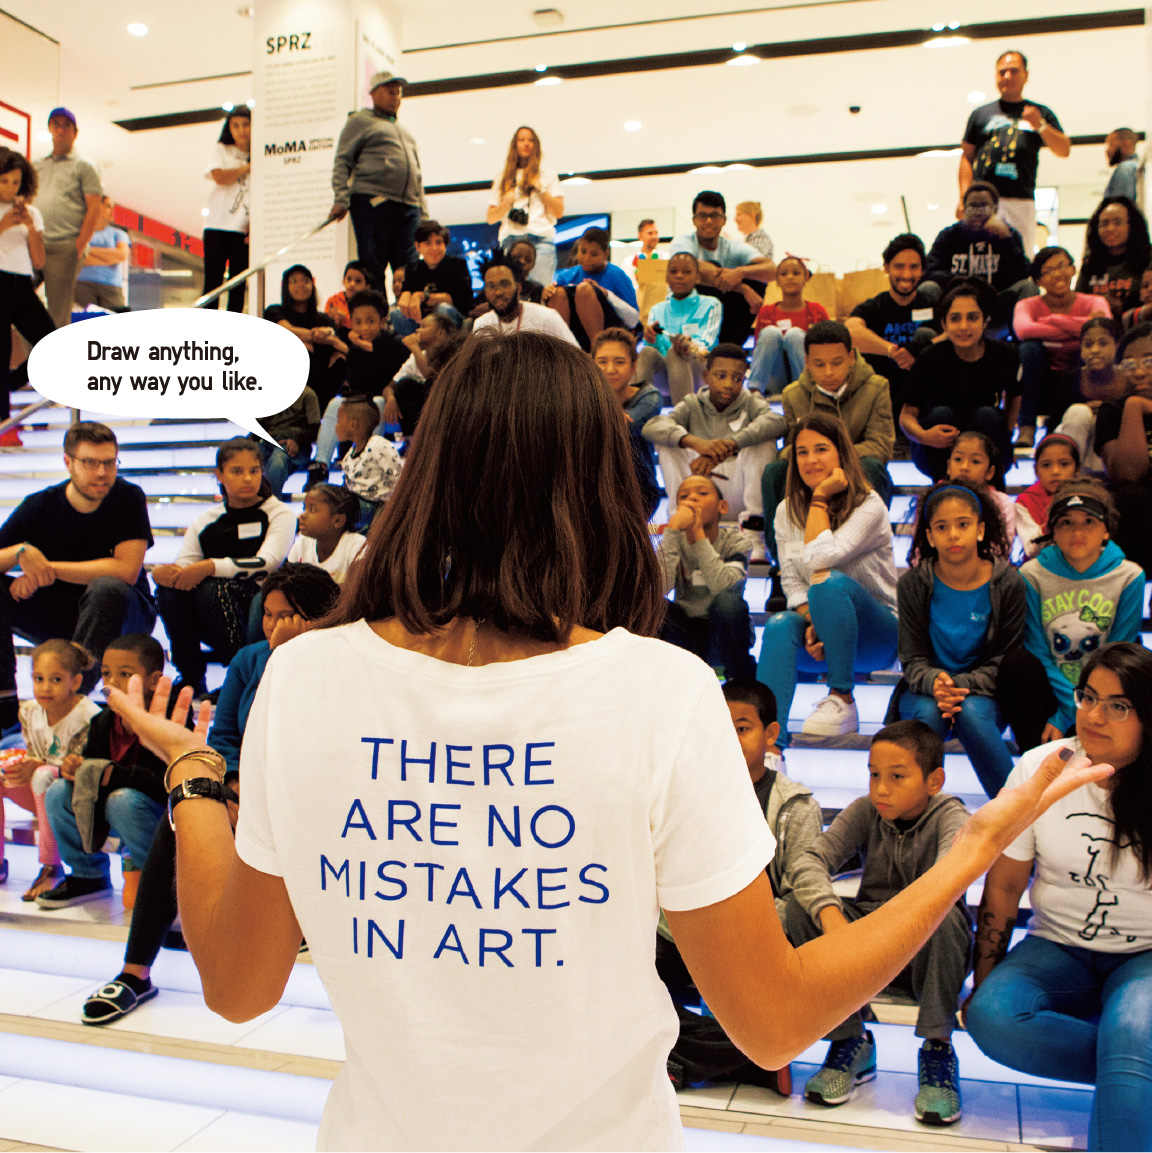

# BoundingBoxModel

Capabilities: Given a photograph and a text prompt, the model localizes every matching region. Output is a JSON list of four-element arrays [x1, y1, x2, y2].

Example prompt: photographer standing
[[486, 126, 564, 285]]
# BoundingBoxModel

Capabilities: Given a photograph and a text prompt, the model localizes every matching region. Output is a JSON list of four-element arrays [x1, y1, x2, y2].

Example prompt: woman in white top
[[758, 412, 898, 742], [107, 332, 1108, 1152], [203, 108, 251, 312], [0, 148, 53, 436], [486, 126, 564, 285], [966, 642, 1152, 1153]]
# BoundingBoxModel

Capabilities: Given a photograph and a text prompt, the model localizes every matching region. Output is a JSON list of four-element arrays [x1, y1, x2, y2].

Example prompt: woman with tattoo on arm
[[965, 642, 1152, 1153]]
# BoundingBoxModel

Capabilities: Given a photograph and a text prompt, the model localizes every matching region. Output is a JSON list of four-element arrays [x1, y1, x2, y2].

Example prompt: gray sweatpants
[[784, 894, 971, 1040]]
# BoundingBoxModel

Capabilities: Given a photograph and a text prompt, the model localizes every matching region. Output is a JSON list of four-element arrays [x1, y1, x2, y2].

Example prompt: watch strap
[[167, 776, 234, 830]]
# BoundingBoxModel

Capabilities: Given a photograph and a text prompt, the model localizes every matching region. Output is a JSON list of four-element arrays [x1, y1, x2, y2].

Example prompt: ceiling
[[0, 0, 1139, 273]]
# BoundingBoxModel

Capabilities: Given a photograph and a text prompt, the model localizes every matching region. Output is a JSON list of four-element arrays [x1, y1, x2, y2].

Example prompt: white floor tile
[[172, 1110, 318, 1152], [730, 1064, 1020, 1143], [0, 1079, 224, 1153], [685, 1128, 857, 1151], [1017, 1083, 1091, 1150], [0, 967, 93, 1017], [677, 1082, 738, 1110], [232, 1005, 346, 1061], [34, 985, 290, 1046]]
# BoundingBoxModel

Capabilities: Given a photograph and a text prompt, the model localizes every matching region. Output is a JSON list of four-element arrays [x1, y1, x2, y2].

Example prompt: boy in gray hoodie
[[659, 679, 821, 1096], [784, 721, 971, 1126], [643, 343, 785, 537]]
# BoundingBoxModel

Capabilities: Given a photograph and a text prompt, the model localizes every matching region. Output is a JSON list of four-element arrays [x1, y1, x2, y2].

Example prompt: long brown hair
[[328, 331, 665, 642], [784, 412, 871, 530], [499, 126, 541, 196]]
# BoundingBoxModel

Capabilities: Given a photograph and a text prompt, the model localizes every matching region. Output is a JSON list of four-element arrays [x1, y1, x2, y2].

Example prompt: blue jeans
[[501, 234, 556, 286], [44, 778, 165, 880], [898, 690, 1013, 797], [748, 325, 807, 395], [348, 196, 422, 289], [388, 301, 465, 339], [967, 935, 1152, 1152], [660, 590, 754, 680], [253, 439, 310, 500], [757, 571, 898, 747]]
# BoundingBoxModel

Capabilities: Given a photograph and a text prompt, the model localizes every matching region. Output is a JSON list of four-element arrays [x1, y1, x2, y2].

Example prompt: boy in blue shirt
[[545, 227, 639, 350], [637, 253, 722, 403]]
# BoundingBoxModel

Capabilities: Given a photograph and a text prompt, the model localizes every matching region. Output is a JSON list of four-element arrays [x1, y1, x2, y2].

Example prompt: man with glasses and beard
[[670, 191, 776, 345], [0, 422, 155, 716], [472, 250, 579, 344]]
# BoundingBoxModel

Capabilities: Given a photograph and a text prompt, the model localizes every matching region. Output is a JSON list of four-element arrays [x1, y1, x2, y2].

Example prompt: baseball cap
[[47, 107, 77, 128], [369, 70, 406, 91]]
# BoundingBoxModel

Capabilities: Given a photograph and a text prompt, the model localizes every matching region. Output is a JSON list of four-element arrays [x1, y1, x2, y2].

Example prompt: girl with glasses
[[966, 641, 1152, 1152]]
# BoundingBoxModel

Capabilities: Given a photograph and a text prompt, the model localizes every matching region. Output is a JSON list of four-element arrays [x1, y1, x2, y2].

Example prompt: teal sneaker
[[804, 1029, 876, 1106], [915, 1039, 962, 1125]]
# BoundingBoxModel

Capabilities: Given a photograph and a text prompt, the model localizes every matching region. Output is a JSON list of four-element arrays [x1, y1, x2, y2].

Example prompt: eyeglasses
[[1074, 688, 1132, 723], [693, 211, 725, 222], [1120, 357, 1152, 373], [71, 456, 119, 472]]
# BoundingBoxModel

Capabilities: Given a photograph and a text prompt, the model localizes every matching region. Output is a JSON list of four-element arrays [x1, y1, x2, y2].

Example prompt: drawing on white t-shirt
[[1065, 811, 1139, 944]]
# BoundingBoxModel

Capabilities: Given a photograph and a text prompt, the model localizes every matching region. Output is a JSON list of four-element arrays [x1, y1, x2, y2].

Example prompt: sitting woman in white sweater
[[756, 413, 898, 742]]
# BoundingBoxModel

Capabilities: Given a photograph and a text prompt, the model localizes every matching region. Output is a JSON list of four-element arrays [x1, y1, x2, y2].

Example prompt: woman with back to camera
[[202, 107, 251, 313], [965, 642, 1152, 1152], [486, 127, 564, 285], [107, 332, 1110, 1152]]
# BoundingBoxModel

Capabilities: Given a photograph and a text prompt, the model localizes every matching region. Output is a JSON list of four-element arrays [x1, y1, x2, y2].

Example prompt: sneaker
[[805, 1030, 876, 1106], [302, 462, 329, 491], [0, 428, 22, 447], [801, 694, 859, 736], [35, 875, 112, 909], [766, 569, 787, 614], [749, 534, 767, 562], [81, 975, 157, 1026], [1015, 425, 1036, 450], [915, 1040, 962, 1125]]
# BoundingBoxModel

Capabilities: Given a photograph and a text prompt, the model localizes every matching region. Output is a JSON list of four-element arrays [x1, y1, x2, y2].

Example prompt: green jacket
[[781, 352, 894, 464]]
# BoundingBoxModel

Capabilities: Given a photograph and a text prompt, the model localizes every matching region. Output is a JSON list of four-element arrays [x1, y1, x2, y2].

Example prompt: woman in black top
[[263, 264, 336, 406], [1076, 197, 1152, 319], [900, 280, 1020, 480]]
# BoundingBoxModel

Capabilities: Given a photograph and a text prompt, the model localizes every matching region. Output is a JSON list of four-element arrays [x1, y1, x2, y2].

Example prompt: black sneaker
[[302, 462, 329, 491], [35, 875, 112, 909], [767, 568, 787, 614], [81, 976, 157, 1026]]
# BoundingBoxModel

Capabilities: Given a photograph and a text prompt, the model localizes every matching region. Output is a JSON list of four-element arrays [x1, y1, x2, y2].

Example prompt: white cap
[[369, 70, 406, 91]]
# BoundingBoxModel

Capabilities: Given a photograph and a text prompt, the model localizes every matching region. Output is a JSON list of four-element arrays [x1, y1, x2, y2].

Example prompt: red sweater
[[754, 300, 829, 339]]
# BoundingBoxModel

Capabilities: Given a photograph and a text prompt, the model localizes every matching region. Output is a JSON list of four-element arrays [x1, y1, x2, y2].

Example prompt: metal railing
[[0, 399, 61, 440], [193, 218, 336, 312]]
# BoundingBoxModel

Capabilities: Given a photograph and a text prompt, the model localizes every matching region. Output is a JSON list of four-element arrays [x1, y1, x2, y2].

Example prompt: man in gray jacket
[[328, 72, 426, 290]]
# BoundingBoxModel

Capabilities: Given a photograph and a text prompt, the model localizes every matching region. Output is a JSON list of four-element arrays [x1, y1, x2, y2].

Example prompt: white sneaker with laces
[[801, 694, 859, 736]]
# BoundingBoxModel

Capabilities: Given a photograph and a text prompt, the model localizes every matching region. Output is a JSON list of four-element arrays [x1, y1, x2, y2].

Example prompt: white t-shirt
[[0, 202, 44, 276], [286, 532, 367, 583], [1002, 738, 1152, 954], [473, 302, 580, 345], [488, 168, 561, 243], [203, 143, 249, 233], [236, 623, 774, 1151]]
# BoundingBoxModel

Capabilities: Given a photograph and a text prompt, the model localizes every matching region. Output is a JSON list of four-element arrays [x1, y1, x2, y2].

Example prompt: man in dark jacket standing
[[328, 71, 426, 290]]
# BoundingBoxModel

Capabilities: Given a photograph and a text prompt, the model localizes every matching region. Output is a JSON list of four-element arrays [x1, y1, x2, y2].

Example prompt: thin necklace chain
[[467, 618, 485, 666]]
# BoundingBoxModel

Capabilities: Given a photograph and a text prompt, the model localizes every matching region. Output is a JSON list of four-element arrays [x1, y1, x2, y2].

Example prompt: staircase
[[0, 391, 1098, 1151]]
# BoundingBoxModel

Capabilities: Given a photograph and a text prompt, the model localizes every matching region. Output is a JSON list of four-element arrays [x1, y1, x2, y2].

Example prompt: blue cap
[[47, 107, 77, 128]]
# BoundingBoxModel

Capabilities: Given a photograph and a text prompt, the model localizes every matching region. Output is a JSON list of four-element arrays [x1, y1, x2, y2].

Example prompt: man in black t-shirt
[[959, 50, 1070, 256], [0, 423, 155, 717], [391, 220, 473, 337], [846, 233, 940, 419]]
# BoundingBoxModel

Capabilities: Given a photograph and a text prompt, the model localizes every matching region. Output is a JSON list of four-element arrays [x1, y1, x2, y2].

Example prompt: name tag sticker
[[775, 318, 792, 330], [782, 541, 805, 563], [236, 522, 262, 539], [911, 308, 934, 322], [994, 162, 1018, 179]]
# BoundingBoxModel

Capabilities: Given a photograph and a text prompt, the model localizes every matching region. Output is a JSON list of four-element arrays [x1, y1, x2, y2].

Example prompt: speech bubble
[[27, 308, 311, 446]]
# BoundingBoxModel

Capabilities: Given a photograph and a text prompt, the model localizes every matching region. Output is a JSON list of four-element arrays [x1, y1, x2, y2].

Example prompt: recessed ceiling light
[[948, 20, 960, 28], [201, 208, 210, 216], [127, 22, 148, 35], [535, 64, 547, 72], [732, 42, 747, 51], [917, 147, 965, 158], [931, 22, 945, 30], [724, 163, 754, 170], [924, 35, 970, 47], [967, 90, 986, 103], [246, 99, 255, 108], [872, 203, 888, 214], [534, 76, 562, 86], [727, 54, 758, 66], [561, 175, 591, 185], [222, 102, 234, 111], [689, 165, 723, 174], [624, 120, 641, 131], [469, 136, 486, 145]]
